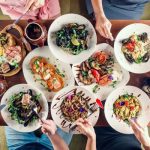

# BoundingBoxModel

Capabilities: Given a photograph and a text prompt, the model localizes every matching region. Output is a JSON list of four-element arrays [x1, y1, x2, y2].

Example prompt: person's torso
[[109, 0, 149, 5], [104, 0, 149, 11]]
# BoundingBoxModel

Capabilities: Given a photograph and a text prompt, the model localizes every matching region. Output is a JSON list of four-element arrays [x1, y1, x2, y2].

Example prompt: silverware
[[69, 101, 100, 133], [30, 101, 43, 123], [6, 10, 29, 31], [0, 104, 6, 111]]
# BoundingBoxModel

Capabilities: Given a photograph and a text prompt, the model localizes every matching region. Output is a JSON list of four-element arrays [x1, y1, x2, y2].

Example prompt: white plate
[[23, 46, 75, 102], [105, 85, 150, 134], [51, 86, 100, 134], [114, 23, 150, 73], [72, 43, 130, 100], [48, 13, 97, 64], [1, 84, 48, 132]]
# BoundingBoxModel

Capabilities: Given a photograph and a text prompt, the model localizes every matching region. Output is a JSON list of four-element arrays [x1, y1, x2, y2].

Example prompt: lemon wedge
[[71, 36, 80, 46]]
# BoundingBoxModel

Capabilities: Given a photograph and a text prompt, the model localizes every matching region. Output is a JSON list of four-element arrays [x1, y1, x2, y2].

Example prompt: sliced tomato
[[125, 42, 135, 52], [98, 53, 107, 64], [94, 52, 107, 64]]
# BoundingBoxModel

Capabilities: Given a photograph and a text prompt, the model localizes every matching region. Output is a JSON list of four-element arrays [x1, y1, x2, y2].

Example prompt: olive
[[124, 53, 134, 63], [139, 32, 148, 42], [142, 53, 149, 62], [121, 38, 131, 45], [27, 89, 33, 96], [56, 38, 62, 46]]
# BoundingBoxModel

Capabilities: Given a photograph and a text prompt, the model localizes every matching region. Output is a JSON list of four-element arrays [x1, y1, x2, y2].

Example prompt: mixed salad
[[121, 32, 150, 64], [8, 89, 42, 127], [55, 23, 89, 55], [113, 94, 141, 124]]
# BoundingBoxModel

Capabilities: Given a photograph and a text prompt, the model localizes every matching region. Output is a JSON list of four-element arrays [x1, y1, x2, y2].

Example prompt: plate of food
[[72, 43, 130, 100], [104, 85, 150, 134], [114, 23, 150, 73], [0, 31, 26, 76], [23, 46, 74, 101], [51, 86, 100, 134], [48, 14, 97, 64], [1, 84, 48, 132]]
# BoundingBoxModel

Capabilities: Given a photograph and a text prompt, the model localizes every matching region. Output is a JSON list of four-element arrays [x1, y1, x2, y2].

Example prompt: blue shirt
[[16, 143, 51, 150], [86, 0, 150, 19]]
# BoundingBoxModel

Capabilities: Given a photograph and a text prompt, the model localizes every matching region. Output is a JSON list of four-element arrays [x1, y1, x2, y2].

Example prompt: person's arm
[[91, 0, 113, 41], [130, 120, 150, 150], [76, 118, 96, 150], [48, 133, 69, 150], [86, 135, 96, 150], [41, 120, 69, 150]]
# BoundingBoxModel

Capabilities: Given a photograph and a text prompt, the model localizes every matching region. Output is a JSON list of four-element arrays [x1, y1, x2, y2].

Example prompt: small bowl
[[25, 21, 47, 47]]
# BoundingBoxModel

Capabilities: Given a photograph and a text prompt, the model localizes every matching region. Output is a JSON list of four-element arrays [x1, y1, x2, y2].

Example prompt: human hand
[[76, 118, 96, 140], [95, 15, 113, 41], [130, 119, 150, 148], [41, 120, 57, 136], [25, 0, 45, 12]]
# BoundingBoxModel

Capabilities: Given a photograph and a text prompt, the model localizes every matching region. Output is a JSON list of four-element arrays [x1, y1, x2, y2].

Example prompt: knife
[[0, 104, 6, 111]]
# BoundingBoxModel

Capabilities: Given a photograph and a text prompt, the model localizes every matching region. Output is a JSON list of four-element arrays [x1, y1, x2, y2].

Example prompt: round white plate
[[72, 43, 130, 100], [51, 86, 100, 134], [105, 85, 150, 134], [114, 23, 150, 73], [48, 13, 97, 64], [1, 84, 48, 132], [23, 46, 75, 102]]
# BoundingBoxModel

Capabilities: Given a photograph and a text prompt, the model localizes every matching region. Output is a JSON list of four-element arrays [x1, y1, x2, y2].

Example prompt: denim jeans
[[5, 127, 72, 150]]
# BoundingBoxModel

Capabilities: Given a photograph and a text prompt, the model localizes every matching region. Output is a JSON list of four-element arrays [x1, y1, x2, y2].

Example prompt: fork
[[30, 101, 43, 123], [69, 99, 102, 133]]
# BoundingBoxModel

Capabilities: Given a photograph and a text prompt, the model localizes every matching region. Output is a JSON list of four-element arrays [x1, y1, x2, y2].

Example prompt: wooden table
[[0, 20, 150, 126]]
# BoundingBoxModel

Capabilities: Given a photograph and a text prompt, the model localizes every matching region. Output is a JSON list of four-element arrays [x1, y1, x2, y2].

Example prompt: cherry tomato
[[98, 53, 107, 64], [125, 101, 129, 106], [130, 106, 135, 110], [125, 43, 134, 52], [115, 102, 120, 108]]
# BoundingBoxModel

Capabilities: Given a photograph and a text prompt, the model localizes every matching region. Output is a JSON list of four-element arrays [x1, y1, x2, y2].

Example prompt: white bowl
[[1, 84, 48, 132], [48, 14, 97, 64], [114, 23, 150, 73], [105, 85, 150, 134], [51, 86, 100, 134]]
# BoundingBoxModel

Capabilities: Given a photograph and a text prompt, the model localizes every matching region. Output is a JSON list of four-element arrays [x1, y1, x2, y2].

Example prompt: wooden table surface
[[0, 20, 150, 126]]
